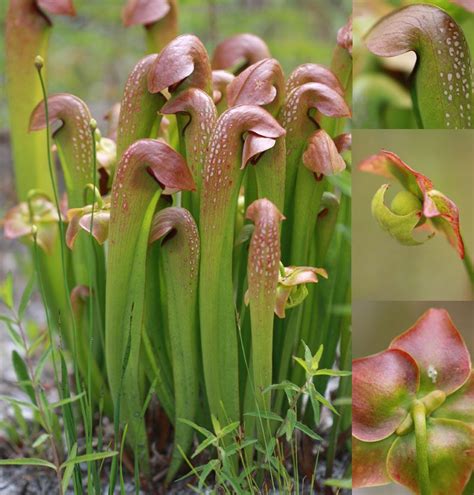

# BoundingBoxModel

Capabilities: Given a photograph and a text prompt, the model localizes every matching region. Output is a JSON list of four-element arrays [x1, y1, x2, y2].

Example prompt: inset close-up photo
[[353, 130, 473, 301], [353, 0, 474, 129], [352, 301, 474, 495]]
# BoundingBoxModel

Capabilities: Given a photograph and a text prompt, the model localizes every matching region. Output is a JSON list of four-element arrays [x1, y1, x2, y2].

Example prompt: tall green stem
[[123, 193, 162, 475], [5, 0, 69, 199], [150, 207, 200, 482], [412, 401, 431, 495], [5, 2, 76, 390], [199, 106, 285, 428], [30, 94, 108, 395], [462, 248, 474, 290], [105, 138, 194, 471], [245, 199, 283, 430], [145, 0, 178, 54], [35, 58, 84, 392], [35, 57, 90, 490]]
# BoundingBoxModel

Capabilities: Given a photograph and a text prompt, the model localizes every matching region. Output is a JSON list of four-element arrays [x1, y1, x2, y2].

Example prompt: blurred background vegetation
[[352, 299, 473, 495], [0, 0, 351, 130], [353, 130, 474, 301]]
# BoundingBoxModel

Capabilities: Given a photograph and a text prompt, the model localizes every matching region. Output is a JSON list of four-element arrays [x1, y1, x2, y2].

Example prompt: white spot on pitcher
[[427, 365, 438, 384]]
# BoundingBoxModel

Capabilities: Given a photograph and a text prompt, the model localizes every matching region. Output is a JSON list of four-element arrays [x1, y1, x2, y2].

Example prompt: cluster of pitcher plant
[[2, 0, 352, 491]]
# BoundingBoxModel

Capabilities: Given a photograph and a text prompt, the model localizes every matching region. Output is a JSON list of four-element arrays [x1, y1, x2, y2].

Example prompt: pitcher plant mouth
[[226, 58, 285, 116], [122, 0, 171, 27], [147, 34, 212, 96], [364, 4, 473, 129], [122, 0, 178, 53], [211, 33, 271, 74]]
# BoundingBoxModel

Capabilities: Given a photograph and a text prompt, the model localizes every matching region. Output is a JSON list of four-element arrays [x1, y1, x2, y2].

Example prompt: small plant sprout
[[262, 342, 350, 453], [365, 4, 473, 129], [353, 308, 473, 495]]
